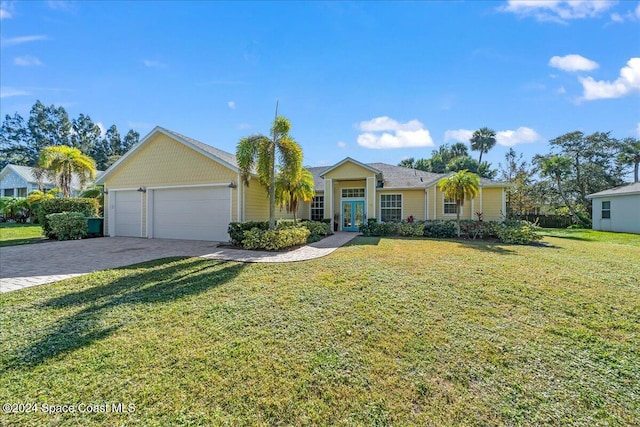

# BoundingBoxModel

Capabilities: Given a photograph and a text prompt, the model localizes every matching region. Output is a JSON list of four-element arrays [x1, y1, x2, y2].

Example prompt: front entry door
[[342, 201, 364, 231]]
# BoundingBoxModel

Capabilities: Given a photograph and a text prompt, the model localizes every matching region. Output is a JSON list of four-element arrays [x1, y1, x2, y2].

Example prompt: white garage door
[[113, 190, 142, 237], [152, 187, 230, 241]]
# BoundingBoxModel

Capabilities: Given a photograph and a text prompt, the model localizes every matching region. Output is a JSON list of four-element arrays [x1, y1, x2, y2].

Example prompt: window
[[17, 188, 27, 197], [341, 188, 365, 198], [602, 201, 611, 219], [444, 198, 457, 214], [380, 194, 402, 222], [3, 189, 14, 197], [311, 195, 324, 221]]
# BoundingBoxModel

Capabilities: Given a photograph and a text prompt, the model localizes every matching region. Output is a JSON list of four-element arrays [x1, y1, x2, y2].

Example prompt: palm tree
[[618, 137, 640, 183], [470, 127, 497, 164], [38, 145, 96, 197], [534, 154, 583, 224], [275, 168, 315, 223], [237, 115, 303, 230], [437, 169, 480, 237]]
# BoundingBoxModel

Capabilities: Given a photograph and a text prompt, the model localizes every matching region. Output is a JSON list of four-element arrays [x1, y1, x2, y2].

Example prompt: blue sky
[[1, 0, 639, 171]]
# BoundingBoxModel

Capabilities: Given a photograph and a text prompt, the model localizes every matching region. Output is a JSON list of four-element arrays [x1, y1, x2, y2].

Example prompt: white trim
[[502, 187, 506, 218], [319, 157, 381, 178], [379, 193, 403, 222], [425, 189, 429, 220], [479, 186, 483, 215], [371, 175, 377, 219], [146, 183, 232, 190], [140, 191, 145, 237], [107, 187, 142, 192], [442, 193, 458, 217], [340, 186, 366, 199], [309, 194, 325, 221], [432, 187, 436, 219], [95, 126, 240, 184], [146, 189, 153, 238]]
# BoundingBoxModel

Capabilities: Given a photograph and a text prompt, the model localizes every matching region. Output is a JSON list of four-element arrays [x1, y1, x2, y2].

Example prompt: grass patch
[[540, 227, 640, 246], [1, 232, 639, 426], [0, 223, 45, 247]]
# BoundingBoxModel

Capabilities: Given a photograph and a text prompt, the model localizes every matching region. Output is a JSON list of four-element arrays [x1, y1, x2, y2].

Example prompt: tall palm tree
[[618, 137, 640, 183], [275, 167, 315, 223], [534, 154, 582, 224], [437, 169, 480, 237], [237, 115, 303, 230], [38, 145, 96, 197], [470, 127, 497, 164]]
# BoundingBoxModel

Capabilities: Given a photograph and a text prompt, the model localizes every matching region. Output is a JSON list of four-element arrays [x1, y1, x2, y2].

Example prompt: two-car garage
[[109, 186, 232, 242]]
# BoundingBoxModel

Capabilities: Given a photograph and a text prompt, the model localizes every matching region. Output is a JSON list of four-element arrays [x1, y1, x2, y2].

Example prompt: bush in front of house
[[46, 212, 88, 240], [39, 198, 99, 238], [495, 220, 542, 245], [422, 220, 457, 238], [228, 221, 269, 245], [242, 227, 310, 251], [302, 220, 332, 238]]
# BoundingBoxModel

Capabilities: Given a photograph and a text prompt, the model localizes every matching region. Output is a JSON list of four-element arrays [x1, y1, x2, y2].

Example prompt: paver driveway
[[0, 233, 358, 293]]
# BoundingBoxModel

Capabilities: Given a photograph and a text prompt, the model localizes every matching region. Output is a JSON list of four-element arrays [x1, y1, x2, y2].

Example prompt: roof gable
[[96, 126, 239, 184], [587, 182, 640, 198], [320, 157, 381, 178]]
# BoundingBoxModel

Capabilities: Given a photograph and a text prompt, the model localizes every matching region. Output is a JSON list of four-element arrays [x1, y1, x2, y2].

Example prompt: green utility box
[[87, 217, 104, 237]]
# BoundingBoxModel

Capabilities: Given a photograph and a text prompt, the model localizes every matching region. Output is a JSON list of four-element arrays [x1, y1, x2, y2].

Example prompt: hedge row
[[46, 212, 88, 241], [360, 218, 541, 245], [228, 220, 332, 248], [242, 227, 311, 251], [39, 198, 99, 238]]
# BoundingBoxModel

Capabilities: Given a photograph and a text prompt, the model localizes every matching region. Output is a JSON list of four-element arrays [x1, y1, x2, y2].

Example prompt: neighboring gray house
[[0, 164, 98, 197], [587, 183, 640, 234]]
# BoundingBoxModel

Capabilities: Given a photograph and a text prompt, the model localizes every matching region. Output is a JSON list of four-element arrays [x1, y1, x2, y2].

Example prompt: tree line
[[0, 100, 140, 171], [399, 127, 640, 224]]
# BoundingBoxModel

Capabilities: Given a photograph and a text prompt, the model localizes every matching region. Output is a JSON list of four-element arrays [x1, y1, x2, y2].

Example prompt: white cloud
[[143, 59, 166, 68], [356, 116, 433, 149], [444, 129, 474, 143], [96, 122, 107, 138], [0, 35, 48, 47], [14, 55, 42, 66], [444, 127, 541, 147], [579, 57, 640, 100], [557, 86, 567, 94], [0, 87, 30, 98], [496, 127, 541, 146], [0, 7, 11, 20], [501, 0, 616, 23], [637, 3, 640, 18], [227, 101, 236, 110], [337, 141, 346, 148], [549, 54, 599, 72], [610, 12, 624, 22]]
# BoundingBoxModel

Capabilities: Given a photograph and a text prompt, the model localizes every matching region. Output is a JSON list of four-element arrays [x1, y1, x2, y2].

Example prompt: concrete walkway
[[0, 232, 358, 293]]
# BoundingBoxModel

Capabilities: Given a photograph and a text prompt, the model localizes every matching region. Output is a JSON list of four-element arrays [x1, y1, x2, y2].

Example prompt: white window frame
[[310, 195, 324, 221], [379, 193, 402, 222], [341, 187, 365, 199], [601, 200, 611, 219], [443, 195, 458, 215]]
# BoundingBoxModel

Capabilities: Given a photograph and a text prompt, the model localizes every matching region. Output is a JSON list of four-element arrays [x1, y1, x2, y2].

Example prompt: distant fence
[[516, 214, 574, 228]]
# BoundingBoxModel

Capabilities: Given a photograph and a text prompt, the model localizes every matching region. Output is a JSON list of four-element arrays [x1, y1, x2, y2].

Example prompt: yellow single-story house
[[96, 126, 509, 241]]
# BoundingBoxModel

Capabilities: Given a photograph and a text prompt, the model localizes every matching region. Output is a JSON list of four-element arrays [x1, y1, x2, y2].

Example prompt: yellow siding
[[242, 177, 297, 221], [433, 187, 472, 220], [377, 190, 425, 221], [104, 133, 239, 223], [481, 187, 504, 221], [323, 162, 375, 180]]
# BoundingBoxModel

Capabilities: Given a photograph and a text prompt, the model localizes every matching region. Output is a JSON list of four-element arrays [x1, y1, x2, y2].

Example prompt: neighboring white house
[[586, 183, 640, 234], [0, 164, 95, 197]]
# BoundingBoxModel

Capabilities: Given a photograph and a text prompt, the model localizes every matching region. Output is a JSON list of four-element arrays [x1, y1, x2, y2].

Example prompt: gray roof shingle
[[587, 182, 640, 198]]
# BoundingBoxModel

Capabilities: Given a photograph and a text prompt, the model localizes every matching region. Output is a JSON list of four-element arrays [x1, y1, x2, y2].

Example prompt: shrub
[[228, 221, 269, 244], [397, 221, 424, 237], [303, 220, 332, 237], [360, 220, 398, 237], [495, 220, 542, 245], [46, 212, 88, 241], [423, 220, 457, 238], [39, 198, 99, 238], [275, 219, 298, 230], [242, 227, 310, 250]]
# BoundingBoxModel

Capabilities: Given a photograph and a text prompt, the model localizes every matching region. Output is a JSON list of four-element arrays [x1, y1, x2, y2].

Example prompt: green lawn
[[0, 223, 45, 247], [1, 230, 639, 426]]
